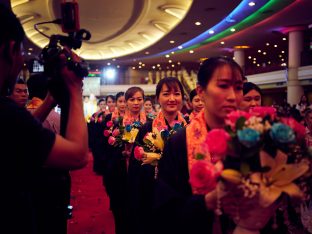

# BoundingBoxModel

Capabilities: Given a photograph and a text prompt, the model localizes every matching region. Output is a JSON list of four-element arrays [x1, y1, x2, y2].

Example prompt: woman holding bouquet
[[127, 77, 187, 234], [240, 82, 262, 111], [103, 87, 147, 234], [154, 57, 246, 234]]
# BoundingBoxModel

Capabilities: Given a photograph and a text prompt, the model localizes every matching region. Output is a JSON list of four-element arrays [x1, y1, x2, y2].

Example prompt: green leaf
[[235, 117, 246, 130], [195, 153, 205, 160], [240, 162, 250, 175]]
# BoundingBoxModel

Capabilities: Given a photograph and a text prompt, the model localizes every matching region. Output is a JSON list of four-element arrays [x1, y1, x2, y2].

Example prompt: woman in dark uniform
[[103, 87, 146, 234], [154, 57, 245, 234], [127, 77, 187, 234]]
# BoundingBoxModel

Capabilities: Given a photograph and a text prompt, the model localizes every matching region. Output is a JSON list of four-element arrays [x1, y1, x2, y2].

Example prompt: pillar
[[234, 49, 245, 73], [287, 29, 305, 105]]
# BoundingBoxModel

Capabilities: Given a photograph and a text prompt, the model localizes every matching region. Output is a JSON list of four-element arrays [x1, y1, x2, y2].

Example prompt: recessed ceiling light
[[139, 61, 142, 65], [27, 52, 31, 55], [170, 40, 175, 44], [283, 37, 287, 41], [172, 64, 175, 67], [139, 66, 142, 69], [132, 67, 136, 69], [248, 2, 256, 7], [142, 64, 145, 67], [152, 66, 156, 69], [189, 50, 194, 53], [177, 62, 181, 65], [157, 64, 160, 67], [145, 51, 150, 55], [253, 61, 256, 64], [257, 64, 260, 67], [117, 65, 120, 68], [253, 58, 257, 60], [266, 43, 270, 46], [258, 50, 261, 53], [230, 28, 236, 32], [168, 60, 172, 63], [268, 61, 271, 64], [263, 52, 267, 55], [28, 48, 33, 51], [195, 22, 201, 26], [107, 62, 111, 66], [220, 41, 225, 45], [171, 51, 175, 54], [178, 46, 183, 49], [281, 51, 285, 54], [248, 56, 252, 59], [274, 45, 278, 47], [208, 30, 214, 34], [112, 58, 116, 61], [165, 54, 170, 58]]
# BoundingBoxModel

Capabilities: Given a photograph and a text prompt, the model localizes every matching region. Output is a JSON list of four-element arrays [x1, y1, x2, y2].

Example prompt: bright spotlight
[[104, 68, 116, 80]]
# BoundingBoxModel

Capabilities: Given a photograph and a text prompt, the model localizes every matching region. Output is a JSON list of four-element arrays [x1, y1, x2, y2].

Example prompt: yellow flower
[[145, 129, 164, 151], [142, 152, 162, 165], [123, 128, 139, 143], [252, 150, 309, 207]]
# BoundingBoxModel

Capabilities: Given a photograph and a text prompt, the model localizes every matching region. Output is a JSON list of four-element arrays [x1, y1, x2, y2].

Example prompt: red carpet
[[68, 153, 115, 234]]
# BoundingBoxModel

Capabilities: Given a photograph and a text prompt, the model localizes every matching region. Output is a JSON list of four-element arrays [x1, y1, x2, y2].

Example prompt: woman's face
[[144, 100, 153, 113], [116, 95, 126, 112], [98, 100, 106, 111], [157, 83, 183, 115], [106, 97, 115, 111], [126, 91, 144, 114], [240, 89, 261, 111], [191, 95, 204, 113], [197, 65, 243, 124]]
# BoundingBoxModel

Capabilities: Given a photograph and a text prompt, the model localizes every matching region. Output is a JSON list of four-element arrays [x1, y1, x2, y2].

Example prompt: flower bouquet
[[134, 122, 184, 178], [189, 107, 311, 234]]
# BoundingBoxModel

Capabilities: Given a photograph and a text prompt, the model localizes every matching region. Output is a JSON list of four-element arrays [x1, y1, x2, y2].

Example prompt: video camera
[[36, 0, 91, 79]]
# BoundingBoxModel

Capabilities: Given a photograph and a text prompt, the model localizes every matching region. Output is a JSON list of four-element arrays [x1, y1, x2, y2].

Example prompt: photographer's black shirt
[[0, 97, 55, 233]]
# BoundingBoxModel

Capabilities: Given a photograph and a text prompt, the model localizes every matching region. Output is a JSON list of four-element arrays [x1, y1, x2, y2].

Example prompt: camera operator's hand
[[59, 47, 83, 92]]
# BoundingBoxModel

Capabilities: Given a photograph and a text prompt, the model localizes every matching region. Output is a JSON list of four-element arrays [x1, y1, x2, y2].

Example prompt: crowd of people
[[1, 3, 312, 234]]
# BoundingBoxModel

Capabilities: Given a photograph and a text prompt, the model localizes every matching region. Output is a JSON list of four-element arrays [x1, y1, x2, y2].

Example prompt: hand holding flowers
[[189, 107, 311, 233]]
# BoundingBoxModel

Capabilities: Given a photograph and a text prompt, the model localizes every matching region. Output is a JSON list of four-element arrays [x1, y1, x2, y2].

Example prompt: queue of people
[[1, 3, 312, 234]]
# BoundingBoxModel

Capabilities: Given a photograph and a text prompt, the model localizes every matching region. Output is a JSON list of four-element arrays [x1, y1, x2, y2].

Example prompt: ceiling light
[[117, 65, 120, 68], [142, 64, 145, 67], [139, 66, 142, 69], [253, 61, 256, 64], [266, 43, 270, 46], [162, 6, 187, 19], [208, 30, 214, 34], [28, 48, 33, 51], [27, 52, 31, 55], [104, 68, 116, 80], [178, 46, 183, 49], [152, 66, 156, 69], [274, 45, 278, 47], [165, 54, 170, 58], [195, 22, 201, 26], [139, 62, 142, 65], [189, 50, 194, 53], [145, 51, 150, 55], [281, 51, 285, 54], [248, 2, 256, 7], [263, 52, 267, 55], [157, 64, 160, 67], [230, 28, 236, 32], [257, 64, 260, 67], [170, 40, 175, 44], [279, 55, 282, 58], [107, 62, 111, 66], [253, 58, 256, 60], [172, 64, 175, 67], [132, 67, 136, 70], [268, 61, 271, 64], [248, 56, 252, 59], [171, 51, 175, 54], [168, 60, 172, 63], [258, 50, 261, 53], [177, 62, 181, 65], [283, 37, 287, 41], [220, 41, 225, 45]]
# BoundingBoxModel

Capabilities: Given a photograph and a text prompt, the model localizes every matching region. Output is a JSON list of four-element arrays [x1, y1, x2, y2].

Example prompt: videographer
[[0, 3, 88, 233]]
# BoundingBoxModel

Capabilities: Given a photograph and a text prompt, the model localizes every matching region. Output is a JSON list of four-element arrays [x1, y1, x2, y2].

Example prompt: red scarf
[[186, 110, 212, 174], [152, 111, 187, 131], [111, 109, 124, 121], [122, 110, 147, 126]]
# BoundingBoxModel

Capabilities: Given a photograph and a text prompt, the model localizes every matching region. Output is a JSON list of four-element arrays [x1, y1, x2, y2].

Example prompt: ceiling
[[8, 0, 312, 71]]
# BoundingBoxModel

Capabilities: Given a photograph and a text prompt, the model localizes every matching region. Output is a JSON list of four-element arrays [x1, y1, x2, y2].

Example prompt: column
[[287, 29, 305, 105], [234, 49, 245, 72]]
